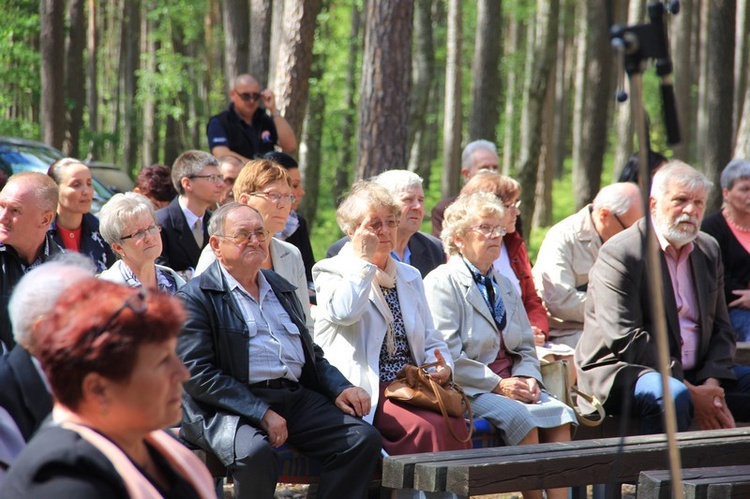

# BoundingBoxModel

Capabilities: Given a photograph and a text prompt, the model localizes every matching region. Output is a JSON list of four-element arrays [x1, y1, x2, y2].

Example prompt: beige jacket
[[532, 205, 601, 338], [424, 257, 541, 397]]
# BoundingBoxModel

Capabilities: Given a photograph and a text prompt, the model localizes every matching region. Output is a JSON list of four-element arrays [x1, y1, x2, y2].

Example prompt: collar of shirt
[[178, 195, 204, 232], [391, 245, 411, 265], [219, 263, 269, 303]]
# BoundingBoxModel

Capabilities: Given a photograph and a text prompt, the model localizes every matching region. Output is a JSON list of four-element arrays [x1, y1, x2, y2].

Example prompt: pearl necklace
[[724, 209, 750, 232]]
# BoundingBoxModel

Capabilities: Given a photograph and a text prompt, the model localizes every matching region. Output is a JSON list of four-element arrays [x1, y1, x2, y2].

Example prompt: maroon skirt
[[373, 381, 471, 455]]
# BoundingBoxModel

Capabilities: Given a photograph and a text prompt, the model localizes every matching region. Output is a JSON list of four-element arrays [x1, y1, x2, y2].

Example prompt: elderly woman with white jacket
[[313, 181, 470, 455], [424, 192, 575, 499]]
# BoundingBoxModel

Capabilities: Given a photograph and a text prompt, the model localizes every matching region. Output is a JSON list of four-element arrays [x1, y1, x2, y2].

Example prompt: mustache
[[675, 214, 698, 225]]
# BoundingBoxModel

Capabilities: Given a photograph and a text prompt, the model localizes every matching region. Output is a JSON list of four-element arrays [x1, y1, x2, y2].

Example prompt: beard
[[653, 212, 699, 247]]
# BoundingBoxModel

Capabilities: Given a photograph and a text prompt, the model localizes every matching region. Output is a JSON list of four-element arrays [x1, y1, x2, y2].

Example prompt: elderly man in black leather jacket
[[176, 202, 381, 499]]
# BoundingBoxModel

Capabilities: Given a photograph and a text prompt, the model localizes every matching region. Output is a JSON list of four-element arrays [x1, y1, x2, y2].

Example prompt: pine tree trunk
[[440, 0, 461, 197], [87, 0, 99, 157], [502, 14, 522, 175], [671, 0, 694, 161], [357, 0, 414, 180], [517, 0, 559, 236], [299, 55, 325, 225], [696, 0, 710, 162], [335, 2, 361, 202], [533, 62, 557, 229], [469, 0, 502, 142], [40, 0, 66, 149], [221, 0, 249, 85], [249, 0, 272, 86], [64, 0, 86, 158], [120, 0, 140, 172], [407, 0, 434, 165], [141, 6, 159, 167], [734, 0, 749, 138], [552, 0, 574, 179], [703, 0, 736, 212], [274, 0, 322, 141], [571, 1, 612, 209]]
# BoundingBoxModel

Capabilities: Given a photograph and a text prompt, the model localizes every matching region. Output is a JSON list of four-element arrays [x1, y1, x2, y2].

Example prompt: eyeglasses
[[251, 192, 297, 205], [216, 229, 270, 245], [120, 224, 161, 242], [235, 90, 262, 102], [504, 200, 522, 210], [613, 213, 628, 231], [470, 224, 506, 238], [189, 174, 224, 183], [92, 290, 148, 339], [369, 219, 399, 232]]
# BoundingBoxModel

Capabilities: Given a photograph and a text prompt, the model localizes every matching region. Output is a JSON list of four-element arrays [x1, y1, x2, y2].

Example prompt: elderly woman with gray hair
[[424, 192, 575, 499], [702, 159, 750, 341], [97, 192, 184, 294], [314, 181, 469, 456], [326, 170, 445, 278]]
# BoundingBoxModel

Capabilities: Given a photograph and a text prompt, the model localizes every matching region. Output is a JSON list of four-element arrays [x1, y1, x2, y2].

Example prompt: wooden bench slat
[[639, 465, 750, 499], [440, 430, 750, 496], [705, 481, 750, 499]]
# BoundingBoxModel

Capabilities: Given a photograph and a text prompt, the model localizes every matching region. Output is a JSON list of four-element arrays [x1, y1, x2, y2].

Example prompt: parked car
[[0, 136, 116, 214], [88, 161, 135, 193]]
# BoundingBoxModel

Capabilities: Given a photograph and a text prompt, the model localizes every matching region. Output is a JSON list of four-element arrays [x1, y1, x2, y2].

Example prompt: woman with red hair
[[1, 279, 214, 498]]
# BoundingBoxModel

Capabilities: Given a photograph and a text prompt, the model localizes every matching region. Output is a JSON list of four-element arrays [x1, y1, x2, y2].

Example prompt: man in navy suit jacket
[[156, 150, 224, 275]]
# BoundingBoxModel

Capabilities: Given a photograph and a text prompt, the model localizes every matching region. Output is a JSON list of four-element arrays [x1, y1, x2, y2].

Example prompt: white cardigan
[[313, 252, 453, 422]]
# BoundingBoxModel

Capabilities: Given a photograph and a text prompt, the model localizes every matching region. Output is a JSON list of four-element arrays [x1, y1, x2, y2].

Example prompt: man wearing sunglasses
[[207, 74, 297, 162]]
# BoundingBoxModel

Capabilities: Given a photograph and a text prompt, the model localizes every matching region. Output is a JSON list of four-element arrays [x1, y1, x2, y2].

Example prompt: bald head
[[591, 182, 644, 242]]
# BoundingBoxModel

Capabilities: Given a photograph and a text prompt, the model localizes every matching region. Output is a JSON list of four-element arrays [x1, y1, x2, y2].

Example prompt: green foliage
[[0, 0, 41, 139]]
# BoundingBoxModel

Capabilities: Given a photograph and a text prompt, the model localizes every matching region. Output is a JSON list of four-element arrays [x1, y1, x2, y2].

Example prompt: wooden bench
[[382, 428, 750, 498], [638, 465, 750, 498]]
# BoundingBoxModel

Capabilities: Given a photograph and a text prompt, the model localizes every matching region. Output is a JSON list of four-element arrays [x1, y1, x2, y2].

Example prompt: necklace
[[724, 209, 750, 232]]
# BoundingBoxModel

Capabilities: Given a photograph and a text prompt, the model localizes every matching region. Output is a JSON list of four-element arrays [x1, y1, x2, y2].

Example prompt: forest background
[[2, 0, 750, 261]]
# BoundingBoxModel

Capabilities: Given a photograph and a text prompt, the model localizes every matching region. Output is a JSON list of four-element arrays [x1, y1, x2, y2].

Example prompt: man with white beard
[[575, 161, 750, 434]]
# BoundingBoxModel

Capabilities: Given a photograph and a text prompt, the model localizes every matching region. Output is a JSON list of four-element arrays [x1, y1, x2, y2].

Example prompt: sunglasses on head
[[235, 89, 261, 102]]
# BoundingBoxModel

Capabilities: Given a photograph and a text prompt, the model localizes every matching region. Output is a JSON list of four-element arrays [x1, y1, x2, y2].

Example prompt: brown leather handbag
[[384, 361, 473, 442]]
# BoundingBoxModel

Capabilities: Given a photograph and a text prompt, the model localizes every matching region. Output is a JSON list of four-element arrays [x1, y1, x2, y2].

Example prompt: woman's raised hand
[[351, 215, 380, 262]]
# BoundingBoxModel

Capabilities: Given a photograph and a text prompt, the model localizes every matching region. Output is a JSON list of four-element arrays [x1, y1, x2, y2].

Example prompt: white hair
[[651, 160, 712, 200], [461, 140, 498, 172], [593, 182, 640, 216], [9, 253, 96, 350], [373, 170, 423, 194]]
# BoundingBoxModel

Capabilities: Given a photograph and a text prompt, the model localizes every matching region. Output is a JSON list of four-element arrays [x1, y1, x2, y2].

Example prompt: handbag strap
[[421, 367, 474, 443], [571, 386, 606, 427]]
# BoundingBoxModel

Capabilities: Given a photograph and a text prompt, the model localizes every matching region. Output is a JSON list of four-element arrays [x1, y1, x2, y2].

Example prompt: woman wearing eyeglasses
[[313, 181, 470, 456], [424, 193, 575, 499], [194, 159, 313, 332], [47, 158, 116, 272], [98, 193, 185, 295], [460, 171, 550, 349], [1, 278, 215, 498]]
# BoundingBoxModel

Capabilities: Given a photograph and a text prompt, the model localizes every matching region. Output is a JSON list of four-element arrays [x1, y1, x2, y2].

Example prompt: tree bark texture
[[221, 0, 249, 87], [734, 0, 749, 138], [469, 0, 502, 143], [357, 0, 414, 180], [671, 0, 693, 161], [274, 0, 323, 142], [336, 2, 360, 202], [735, 74, 750, 158], [696, 0, 710, 162], [571, 1, 612, 210], [439, 0, 461, 197], [87, 0, 99, 157], [40, 0, 66, 149], [703, 0, 735, 212], [407, 0, 434, 167], [64, 0, 86, 158], [120, 0, 140, 173], [249, 0, 272, 86], [299, 54, 325, 225], [502, 14, 522, 175], [517, 0, 559, 235]]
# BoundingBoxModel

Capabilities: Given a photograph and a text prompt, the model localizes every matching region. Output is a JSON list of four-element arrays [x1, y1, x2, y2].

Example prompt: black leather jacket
[[176, 261, 353, 465]]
